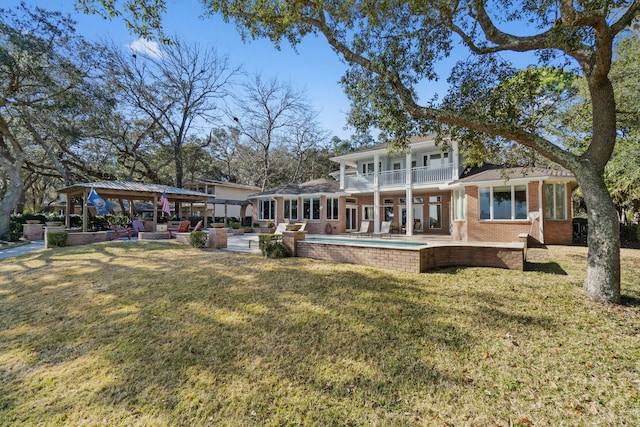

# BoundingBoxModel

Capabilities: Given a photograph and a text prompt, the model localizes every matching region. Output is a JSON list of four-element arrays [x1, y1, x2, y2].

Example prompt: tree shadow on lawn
[[621, 293, 640, 307], [525, 260, 567, 275], [0, 245, 573, 424]]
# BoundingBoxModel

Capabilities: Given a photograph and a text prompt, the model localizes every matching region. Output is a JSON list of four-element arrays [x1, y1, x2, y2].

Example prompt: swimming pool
[[305, 236, 428, 249], [296, 236, 525, 273]]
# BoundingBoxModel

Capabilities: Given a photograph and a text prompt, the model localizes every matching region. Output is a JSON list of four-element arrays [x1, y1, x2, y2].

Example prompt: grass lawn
[[0, 242, 639, 426]]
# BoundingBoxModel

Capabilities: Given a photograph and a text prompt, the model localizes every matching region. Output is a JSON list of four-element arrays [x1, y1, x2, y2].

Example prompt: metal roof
[[57, 181, 213, 202]]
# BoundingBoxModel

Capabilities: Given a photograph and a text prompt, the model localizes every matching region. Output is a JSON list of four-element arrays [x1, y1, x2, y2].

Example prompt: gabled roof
[[57, 181, 213, 202], [455, 166, 575, 185], [249, 178, 344, 198]]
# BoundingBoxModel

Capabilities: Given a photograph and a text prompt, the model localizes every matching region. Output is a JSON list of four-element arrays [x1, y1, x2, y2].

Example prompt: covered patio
[[56, 181, 213, 232]]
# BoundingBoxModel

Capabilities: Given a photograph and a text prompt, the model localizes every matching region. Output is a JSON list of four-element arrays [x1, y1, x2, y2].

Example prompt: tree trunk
[[175, 142, 183, 188], [0, 164, 24, 240], [575, 164, 621, 303]]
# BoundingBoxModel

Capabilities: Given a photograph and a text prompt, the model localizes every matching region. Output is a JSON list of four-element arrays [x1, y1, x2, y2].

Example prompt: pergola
[[56, 181, 213, 232]]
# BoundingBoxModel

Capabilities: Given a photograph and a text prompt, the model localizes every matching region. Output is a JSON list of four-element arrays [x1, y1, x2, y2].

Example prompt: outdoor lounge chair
[[295, 219, 308, 232], [373, 221, 391, 238], [273, 223, 287, 235], [350, 220, 371, 237], [169, 220, 191, 238], [192, 220, 203, 232], [108, 222, 132, 240], [131, 219, 146, 234]]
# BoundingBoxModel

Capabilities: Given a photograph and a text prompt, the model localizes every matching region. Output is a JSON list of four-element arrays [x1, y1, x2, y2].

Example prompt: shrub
[[621, 224, 640, 242], [106, 214, 130, 228], [258, 234, 291, 258], [265, 242, 291, 258], [230, 222, 241, 229], [69, 214, 83, 228], [12, 213, 47, 224], [258, 234, 279, 252], [189, 231, 208, 249], [8, 221, 22, 242], [267, 222, 275, 229], [47, 231, 68, 247]]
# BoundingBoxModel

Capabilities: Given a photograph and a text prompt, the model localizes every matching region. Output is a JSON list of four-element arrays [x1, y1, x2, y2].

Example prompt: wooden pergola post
[[153, 195, 158, 232], [82, 188, 88, 232]]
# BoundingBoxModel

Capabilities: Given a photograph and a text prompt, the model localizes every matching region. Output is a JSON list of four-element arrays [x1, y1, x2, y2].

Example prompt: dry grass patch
[[0, 242, 639, 426]]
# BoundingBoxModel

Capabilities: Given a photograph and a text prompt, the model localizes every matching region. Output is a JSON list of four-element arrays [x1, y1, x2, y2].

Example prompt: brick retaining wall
[[296, 241, 524, 273]]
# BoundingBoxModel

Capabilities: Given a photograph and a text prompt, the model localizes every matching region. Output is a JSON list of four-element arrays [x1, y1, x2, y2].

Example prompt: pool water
[[305, 236, 428, 249]]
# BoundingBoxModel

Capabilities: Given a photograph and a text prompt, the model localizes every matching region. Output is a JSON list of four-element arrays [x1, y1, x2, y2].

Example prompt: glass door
[[345, 206, 358, 231], [401, 205, 423, 232]]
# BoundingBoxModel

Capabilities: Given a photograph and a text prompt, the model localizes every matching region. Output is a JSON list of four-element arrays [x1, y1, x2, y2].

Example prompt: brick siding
[[296, 241, 524, 272]]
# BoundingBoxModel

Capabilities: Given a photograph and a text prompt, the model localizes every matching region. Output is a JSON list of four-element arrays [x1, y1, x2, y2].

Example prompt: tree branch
[[302, 6, 577, 171]]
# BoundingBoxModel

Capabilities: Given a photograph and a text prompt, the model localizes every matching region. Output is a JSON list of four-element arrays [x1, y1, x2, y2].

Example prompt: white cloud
[[127, 38, 163, 59]]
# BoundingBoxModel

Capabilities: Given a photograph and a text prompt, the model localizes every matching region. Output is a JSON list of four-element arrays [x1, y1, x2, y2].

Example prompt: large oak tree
[[0, 4, 112, 238], [78, 0, 640, 303]]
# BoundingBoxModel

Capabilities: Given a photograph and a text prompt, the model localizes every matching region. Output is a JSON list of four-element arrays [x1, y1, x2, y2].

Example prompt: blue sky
[[6, 0, 361, 139]]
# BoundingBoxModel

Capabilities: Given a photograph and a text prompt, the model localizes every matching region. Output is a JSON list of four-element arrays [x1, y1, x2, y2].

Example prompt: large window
[[384, 206, 395, 221], [544, 183, 566, 220], [428, 196, 442, 229], [284, 198, 298, 221], [479, 185, 527, 220], [326, 197, 339, 220], [363, 205, 374, 221], [259, 199, 275, 220], [303, 197, 321, 220], [454, 189, 465, 220]]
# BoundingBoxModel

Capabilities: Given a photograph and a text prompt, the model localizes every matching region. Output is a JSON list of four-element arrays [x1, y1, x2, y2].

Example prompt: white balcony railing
[[344, 172, 375, 191], [380, 169, 406, 186], [344, 164, 454, 192], [412, 164, 454, 184]]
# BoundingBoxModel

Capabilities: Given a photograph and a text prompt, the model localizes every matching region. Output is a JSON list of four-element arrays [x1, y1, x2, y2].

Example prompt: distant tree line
[[0, 3, 374, 238]]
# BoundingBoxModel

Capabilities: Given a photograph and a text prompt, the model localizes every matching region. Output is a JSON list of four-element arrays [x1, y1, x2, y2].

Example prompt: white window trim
[[454, 188, 465, 221], [479, 185, 529, 221], [326, 197, 339, 220], [258, 199, 275, 221], [303, 197, 321, 221], [545, 183, 567, 220], [362, 205, 374, 221], [284, 198, 298, 221]]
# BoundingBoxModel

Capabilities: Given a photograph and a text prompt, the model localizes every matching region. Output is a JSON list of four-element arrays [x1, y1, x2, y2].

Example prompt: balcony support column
[[373, 154, 380, 233], [405, 149, 413, 236], [339, 162, 345, 189]]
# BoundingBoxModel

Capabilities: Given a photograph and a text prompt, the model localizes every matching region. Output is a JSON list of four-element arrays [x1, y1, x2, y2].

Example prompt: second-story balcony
[[344, 164, 455, 192]]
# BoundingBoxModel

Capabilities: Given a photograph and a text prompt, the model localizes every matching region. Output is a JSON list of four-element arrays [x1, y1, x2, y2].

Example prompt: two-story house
[[250, 135, 577, 244]]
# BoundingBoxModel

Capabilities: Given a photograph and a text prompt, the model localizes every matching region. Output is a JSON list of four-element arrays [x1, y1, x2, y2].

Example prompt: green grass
[[1, 242, 639, 426]]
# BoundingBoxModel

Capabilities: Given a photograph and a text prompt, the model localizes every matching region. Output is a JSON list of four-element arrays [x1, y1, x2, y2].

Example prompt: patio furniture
[[108, 222, 132, 240], [350, 220, 371, 237], [169, 220, 191, 238], [373, 221, 392, 238], [293, 219, 308, 232], [131, 219, 145, 234], [192, 220, 203, 232], [273, 223, 288, 235]]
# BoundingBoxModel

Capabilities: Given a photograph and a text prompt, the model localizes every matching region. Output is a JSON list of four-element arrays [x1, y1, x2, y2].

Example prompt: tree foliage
[[0, 3, 113, 238], [75, 0, 640, 303], [559, 34, 640, 219]]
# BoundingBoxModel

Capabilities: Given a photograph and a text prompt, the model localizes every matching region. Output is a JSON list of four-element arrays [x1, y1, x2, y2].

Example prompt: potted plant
[[45, 213, 64, 227]]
